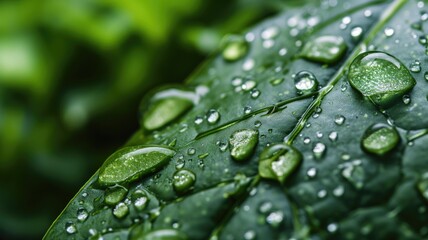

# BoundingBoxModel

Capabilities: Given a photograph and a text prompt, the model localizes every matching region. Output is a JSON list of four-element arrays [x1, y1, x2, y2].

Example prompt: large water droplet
[[229, 129, 259, 161], [222, 35, 249, 61], [76, 208, 89, 222], [348, 51, 416, 107], [105, 187, 128, 206], [173, 169, 196, 194], [361, 123, 399, 156], [258, 144, 302, 183], [294, 71, 318, 94], [140, 88, 198, 131], [113, 202, 129, 219], [301, 36, 347, 64], [98, 146, 175, 186]]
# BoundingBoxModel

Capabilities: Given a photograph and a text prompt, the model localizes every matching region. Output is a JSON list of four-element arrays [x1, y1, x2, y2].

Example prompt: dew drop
[[65, 222, 77, 234], [313, 142, 326, 159], [229, 129, 259, 161], [140, 88, 196, 131], [244, 106, 252, 114], [307, 167, 317, 178], [334, 115, 346, 125], [77, 208, 89, 222], [402, 95, 411, 104], [384, 27, 395, 37], [303, 137, 311, 144], [340, 160, 365, 189], [351, 26, 363, 40], [138, 229, 188, 240], [417, 179, 428, 201], [132, 190, 149, 211], [187, 148, 196, 155], [250, 89, 261, 99], [206, 109, 220, 124], [279, 48, 288, 56], [113, 202, 129, 219], [173, 169, 196, 194], [105, 187, 128, 206], [348, 51, 416, 107], [327, 223, 339, 233], [270, 78, 284, 85], [317, 189, 327, 198], [242, 80, 257, 91], [243, 59, 255, 71], [266, 211, 284, 227], [244, 230, 257, 240], [261, 26, 279, 40], [194, 116, 203, 125], [364, 9, 372, 17], [258, 144, 302, 183], [222, 35, 248, 61], [328, 131, 338, 141], [98, 146, 175, 186], [301, 36, 347, 64], [294, 70, 318, 94], [361, 123, 400, 156], [333, 185, 345, 197], [258, 201, 273, 213], [409, 60, 422, 73]]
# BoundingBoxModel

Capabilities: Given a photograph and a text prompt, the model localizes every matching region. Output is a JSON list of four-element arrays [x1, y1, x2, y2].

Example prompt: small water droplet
[[333, 185, 345, 197], [244, 106, 252, 114], [307, 167, 317, 178], [409, 60, 422, 73], [364, 9, 372, 17], [419, 36, 427, 46], [266, 211, 284, 227], [244, 230, 257, 240], [261, 26, 279, 40], [242, 80, 257, 91], [340, 160, 365, 189], [313, 142, 326, 159], [348, 51, 416, 107], [421, 10, 428, 21], [105, 187, 128, 206], [187, 148, 196, 155], [194, 116, 203, 125], [250, 89, 261, 99], [229, 129, 259, 161], [279, 48, 288, 56], [65, 222, 77, 234], [206, 109, 220, 124], [334, 115, 346, 125], [303, 137, 311, 144], [328, 131, 338, 141], [222, 35, 248, 61], [132, 190, 149, 211], [351, 26, 363, 40], [317, 189, 327, 198], [270, 78, 284, 85], [424, 71, 428, 80], [77, 208, 89, 222], [243, 59, 255, 71], [411, 21, 423, 31], [113, 202, 129, 218], [384, 27, 395, 37], [301, 36, 347, 64], [294, 71, 318, 94], [402, 95, 411, 104], [327, 223, 339, 233], [418, 179, 428, 201], [254, 121, 262, 128], [361, 123, 400, 156], [173, 169, 196, 194], [259, 201, 273, 213]]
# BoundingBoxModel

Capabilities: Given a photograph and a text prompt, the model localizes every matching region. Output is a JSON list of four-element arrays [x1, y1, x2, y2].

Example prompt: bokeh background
[[0, 0, 286, 239]]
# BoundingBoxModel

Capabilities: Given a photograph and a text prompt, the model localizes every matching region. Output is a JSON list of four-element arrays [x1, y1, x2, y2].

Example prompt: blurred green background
[[0, 0, 284, 239]]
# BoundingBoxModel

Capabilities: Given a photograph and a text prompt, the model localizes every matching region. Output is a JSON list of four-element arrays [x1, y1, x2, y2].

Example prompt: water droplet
[[384, 27, 395, 37], [242, 80, 257, 91], [243, 59, 255, 71], [261, 26, 279, 40], [301, 36, 347, 64], [317, 189, 327, 198], [77, 208, 89, 222], [279, 48, 288, 56], [342, 162, 364, 192], [307, 167, 317, 178], [140, 88, 197, 131], [65, 222, 77, 234], [250, 89, 261, 98], [303, 137, 311, 144], [262, 40, 275, 49], [334, 115, 346, 125], [313, 142, 326, 159], [105, 187, 127, 206], [327, 223, 338, 233], [258, 144, 302, 183], [173, 169, 196, 194], [351, 27, 363, 40], [244, 230, 257, 240], [113, 202, 129, 219], [206, 109, 220, 124], [138, 229, 188, 240], [229, 129, 259, 161], [244, 106, 252, 114], [266, 211, 284, 227], [348, 51, 416, 107], [421, 10, 428, 21], [258, 201, 273, 213], [411, 21, 422, 31], [409, 60, 422, 73], [194, 116, 203, 125], [333, 185, 345, 197], [254, 121, 262, 128], [417, 179, 428, 201], [342, 16, 352, 25], [361, 123, 400, 156], [327, 131, 338, 142], [187, 148, 196, 155], [294, 71, 318, 94], [222, 35, 248, 61], [132, 190, 149, 211], [270, 78, 284, 85], [419, 36, 427, 46], [424, 71, 428, 81], [402, 95, 411, 104], [98, 146, 175, 186]]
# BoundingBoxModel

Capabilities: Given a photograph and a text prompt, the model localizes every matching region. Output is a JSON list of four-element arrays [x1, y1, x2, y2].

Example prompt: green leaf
[[45, 0, 428, 239]]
